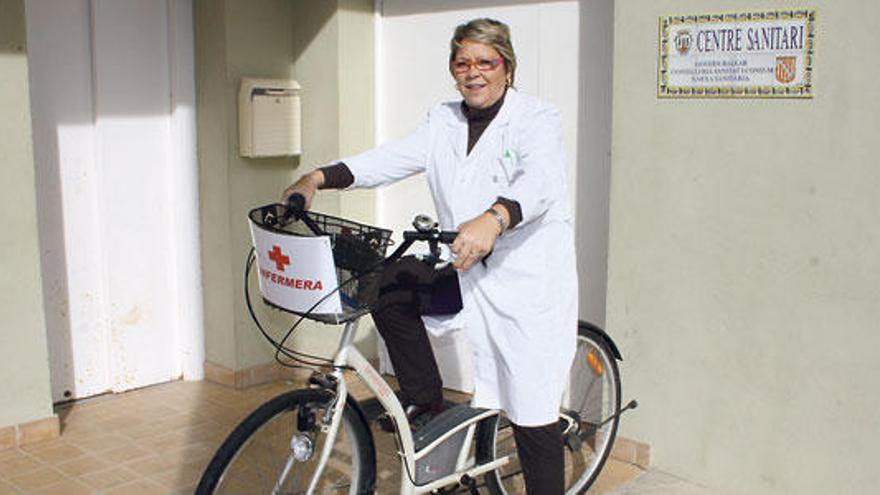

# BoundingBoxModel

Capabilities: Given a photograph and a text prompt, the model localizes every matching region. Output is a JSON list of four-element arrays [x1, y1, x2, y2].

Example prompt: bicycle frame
[[309, 318, 509, 495], [251, 205, 510, 493], [235, 205, 629, 495]]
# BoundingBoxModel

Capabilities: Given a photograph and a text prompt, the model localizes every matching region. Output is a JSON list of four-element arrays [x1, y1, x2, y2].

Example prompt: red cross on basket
[[268, 245, 291, 272]]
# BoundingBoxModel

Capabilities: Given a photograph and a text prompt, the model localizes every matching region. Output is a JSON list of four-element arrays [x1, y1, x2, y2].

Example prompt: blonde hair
[[449, 18, 517, 87]]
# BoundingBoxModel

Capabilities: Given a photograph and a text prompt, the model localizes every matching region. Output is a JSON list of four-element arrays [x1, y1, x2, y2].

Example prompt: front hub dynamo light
[[290, 433, 315, 462]]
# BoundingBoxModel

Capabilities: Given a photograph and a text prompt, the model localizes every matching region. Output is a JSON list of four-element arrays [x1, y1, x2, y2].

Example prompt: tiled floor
[[0, 378, 644, 494]]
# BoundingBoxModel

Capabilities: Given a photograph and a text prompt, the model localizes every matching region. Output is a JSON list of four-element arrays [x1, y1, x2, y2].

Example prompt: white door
[[26, 0, 202, 402], [375, 1, 581, 392]]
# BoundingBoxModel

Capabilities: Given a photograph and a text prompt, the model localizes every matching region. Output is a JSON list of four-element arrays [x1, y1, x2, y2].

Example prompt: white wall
[[26, 0, 201, 400], [27, 0, 107, 401]]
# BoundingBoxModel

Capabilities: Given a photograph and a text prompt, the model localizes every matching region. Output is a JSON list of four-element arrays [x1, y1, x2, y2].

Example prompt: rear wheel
[[478, 325, 621, 494], [196, 389, 376, 494]]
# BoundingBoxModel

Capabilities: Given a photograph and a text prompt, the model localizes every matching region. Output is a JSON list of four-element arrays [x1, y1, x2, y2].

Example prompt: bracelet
[[485, 207, 506, 235]]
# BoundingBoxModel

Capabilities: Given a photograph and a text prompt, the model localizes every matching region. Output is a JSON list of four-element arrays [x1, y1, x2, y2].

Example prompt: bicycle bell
[[412, 214, 438, 233]]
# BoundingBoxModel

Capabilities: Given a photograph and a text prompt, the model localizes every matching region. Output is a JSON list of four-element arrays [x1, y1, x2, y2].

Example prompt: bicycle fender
[[578, 320, 623, 361]]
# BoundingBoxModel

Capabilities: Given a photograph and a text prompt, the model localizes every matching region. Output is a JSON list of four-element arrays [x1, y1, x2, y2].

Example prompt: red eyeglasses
[[451, 57, 503, 74]]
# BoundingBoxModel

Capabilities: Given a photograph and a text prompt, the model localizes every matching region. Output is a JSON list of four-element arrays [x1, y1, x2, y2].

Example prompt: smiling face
[[452, 39, 509, 110]]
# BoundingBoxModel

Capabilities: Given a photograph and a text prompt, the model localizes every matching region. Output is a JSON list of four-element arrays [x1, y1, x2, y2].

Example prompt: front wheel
[[478, 325, 622, 494], [196, 388, 376, 494]]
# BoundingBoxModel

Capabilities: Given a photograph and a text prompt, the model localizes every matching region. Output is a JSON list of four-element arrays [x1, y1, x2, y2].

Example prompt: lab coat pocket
[[497, 153, 522, 185], [496, 130, 523, 185]]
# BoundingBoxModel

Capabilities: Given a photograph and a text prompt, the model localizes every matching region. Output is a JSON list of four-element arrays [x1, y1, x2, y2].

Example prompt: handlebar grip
[[438, 231, 458, 244], [401, 230, 458, 243], [281, 193, 324, 235], [284, 193, 307, 221]]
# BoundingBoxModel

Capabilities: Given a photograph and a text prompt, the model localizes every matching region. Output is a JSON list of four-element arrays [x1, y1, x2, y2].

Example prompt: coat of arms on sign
[[775, 56, 797, 84]]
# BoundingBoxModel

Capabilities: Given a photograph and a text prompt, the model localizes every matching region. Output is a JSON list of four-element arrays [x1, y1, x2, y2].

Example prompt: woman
[[283, 18, 577, 494]]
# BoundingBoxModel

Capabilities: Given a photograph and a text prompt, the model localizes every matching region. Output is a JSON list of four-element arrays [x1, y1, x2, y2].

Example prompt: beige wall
[[196, 0, 376, 372], [608, 1, 880, 493], [0, 0, 53, 427], [289, 0, 380, 360]]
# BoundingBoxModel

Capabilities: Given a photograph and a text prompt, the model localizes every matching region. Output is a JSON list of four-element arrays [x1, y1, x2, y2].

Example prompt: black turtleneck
[[461, 91, 505, 155], [319, 93, 522, 230]]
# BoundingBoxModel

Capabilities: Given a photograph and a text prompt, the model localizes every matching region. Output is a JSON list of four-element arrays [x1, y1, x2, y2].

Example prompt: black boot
[[376, 396, 448, 433]]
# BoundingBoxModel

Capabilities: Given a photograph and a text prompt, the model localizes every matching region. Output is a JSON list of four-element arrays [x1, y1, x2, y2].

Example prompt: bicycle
[[196, 198, 636, 494]]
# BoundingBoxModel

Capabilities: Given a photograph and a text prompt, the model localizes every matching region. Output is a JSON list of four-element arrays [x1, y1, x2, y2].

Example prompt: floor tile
[[30, 479, 93, 495], [0, 454, 43, 478], [63, 433, 127, 454], [0, 480, 18, 495], [123, 454, 176, 477], [0, 450, 20, 462], [23, 443, 86, 464], [5, 466, 68, 491], [55, 454, 112, 477], [167, 482, 198, 495], [180, 422, 226, 445], [161, 443, 215, 467], [139, 430, 192, 453], [57, 422, 105, 437], [149, 459, 205, 489], [78, 466, 138, 490], [94, 442, 153, 464], [92, 415, 144, 433], [103, 478, 167, 495]]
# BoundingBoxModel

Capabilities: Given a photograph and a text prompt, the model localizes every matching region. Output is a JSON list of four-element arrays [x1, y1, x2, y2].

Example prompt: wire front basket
[[249, 203, 393, 320]]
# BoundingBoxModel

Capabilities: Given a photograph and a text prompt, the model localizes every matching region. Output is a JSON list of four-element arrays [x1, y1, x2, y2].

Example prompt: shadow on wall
[[0, 0, 26, 53], [575, 0, 613, 327]]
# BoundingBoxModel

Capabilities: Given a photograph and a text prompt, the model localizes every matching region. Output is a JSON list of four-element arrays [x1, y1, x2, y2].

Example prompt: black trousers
[[512, 422, 565, 494], [371, 256, 564, 494], [371, 256, 459, 405]]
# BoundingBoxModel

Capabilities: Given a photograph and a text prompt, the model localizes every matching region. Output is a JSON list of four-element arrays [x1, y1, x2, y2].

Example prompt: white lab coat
[[344, 90, 577, 426]]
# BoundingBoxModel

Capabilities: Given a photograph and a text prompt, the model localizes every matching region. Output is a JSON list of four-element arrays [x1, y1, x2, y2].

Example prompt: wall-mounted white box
[[239, 78, 301, 157]]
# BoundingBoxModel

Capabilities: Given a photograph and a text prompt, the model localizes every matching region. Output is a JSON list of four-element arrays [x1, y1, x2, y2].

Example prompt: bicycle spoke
[[197, 390, 371, 495], [273, 453, 299, 495]]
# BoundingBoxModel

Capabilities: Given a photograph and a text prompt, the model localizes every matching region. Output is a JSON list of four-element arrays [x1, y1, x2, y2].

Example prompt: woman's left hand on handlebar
[[281, 170, 325, 210], [451, 212, 502, 271]]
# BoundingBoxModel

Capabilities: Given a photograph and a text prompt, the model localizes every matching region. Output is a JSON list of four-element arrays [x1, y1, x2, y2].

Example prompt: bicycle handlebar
[[387, 228, 457, 265], [401, 230, 458, 244], [281, 192, 458, 264], [282, 193, 323, 236], [285, 192, 307, 218]]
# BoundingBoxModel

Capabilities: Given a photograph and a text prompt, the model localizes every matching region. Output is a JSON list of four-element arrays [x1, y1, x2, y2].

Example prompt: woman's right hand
[[281, 170, 325, 210]]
